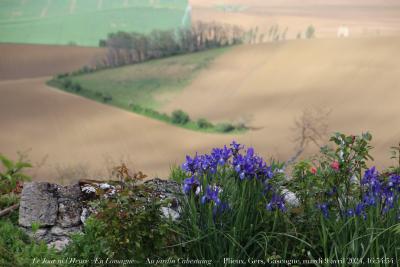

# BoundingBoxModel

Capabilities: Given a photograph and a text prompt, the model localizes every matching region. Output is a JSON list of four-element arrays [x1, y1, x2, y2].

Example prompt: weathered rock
[[57, 184, 82, 200], [19, 182, 85, 250], [57, 200, 82, 227], [57, 183, 82, 227], [50, 226, 82, 236], [19, 178, 182, 251], [18, 182, 58, 227], [160, 207, 180, 221], [48, 238, 70, 251], [145, 178, 181, 217], [23, 228, 50, 241]]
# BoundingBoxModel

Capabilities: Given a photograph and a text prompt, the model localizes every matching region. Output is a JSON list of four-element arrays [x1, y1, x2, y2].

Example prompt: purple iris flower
[[182, 155, 200, 174], [317, 203, 329, 218], [230, 141, 243, 155], [361, 167, 382, 196], [183, 176, 200, 195], [355, 203, 366, 219], [201, 185, 222, 206], [347, 209, 355, 217], [389, 174, 400, 191], [232, 147, 270, 181], [211, 146, 232, 166], [266, 193, 286, 212]]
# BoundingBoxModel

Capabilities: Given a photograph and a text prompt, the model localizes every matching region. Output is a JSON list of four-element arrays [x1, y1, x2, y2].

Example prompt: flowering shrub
[[173, 133, 400, 263], [288, 132, 400, 261]]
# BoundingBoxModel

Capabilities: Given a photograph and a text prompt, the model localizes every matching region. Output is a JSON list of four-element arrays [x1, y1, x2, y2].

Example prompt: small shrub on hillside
[[94, 91, 103, 98], [171, 110, 190, 125], [216, 123, 235, 133], [98, 39, 107, 47], [72, 83, 82, 92], [56, 73, 69, 79], [102, 95, 112, 103], [197, 118, 213, 129], [62, 79, 72, 89]]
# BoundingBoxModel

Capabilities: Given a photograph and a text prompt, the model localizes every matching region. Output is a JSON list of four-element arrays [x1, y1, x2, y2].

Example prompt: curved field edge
[[47, 47, 247, 134]]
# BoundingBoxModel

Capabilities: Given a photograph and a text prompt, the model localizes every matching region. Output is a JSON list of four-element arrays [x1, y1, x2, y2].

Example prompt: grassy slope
[[0, 0, 188, 46], [48, 47, 246, 133], [67, 48, 227, 109]]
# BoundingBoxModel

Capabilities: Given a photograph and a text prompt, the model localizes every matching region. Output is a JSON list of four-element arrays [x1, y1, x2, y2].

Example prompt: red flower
[[331, 161, 340, 171], [310, 167, 317, 175]]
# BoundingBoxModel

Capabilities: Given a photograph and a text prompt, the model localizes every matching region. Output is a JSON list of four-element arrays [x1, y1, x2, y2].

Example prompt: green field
[[57, 48, 228, 109], [48, 47, 246, 133], [0, 0, 190, 46]]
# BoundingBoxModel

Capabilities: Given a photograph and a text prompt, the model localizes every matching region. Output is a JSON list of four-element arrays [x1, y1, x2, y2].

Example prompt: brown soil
[[0, 77, 233, 182], [0, 44, 106, 80], [163, 36, 400, 169]]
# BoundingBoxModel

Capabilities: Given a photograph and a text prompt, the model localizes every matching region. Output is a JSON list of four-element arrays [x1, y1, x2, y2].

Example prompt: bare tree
[[285, 108, 331, 167]]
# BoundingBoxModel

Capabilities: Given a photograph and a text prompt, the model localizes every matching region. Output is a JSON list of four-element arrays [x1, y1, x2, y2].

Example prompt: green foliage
[[64, 182, 176, 264], [62, 218, 111, 262], [0, 193, 19, 211], [197, 118, 213, 129], [103, 23, 245, 67], [62, 79, 72, 89], [288, 132, 400, 262], [171, 110, 190, 125], [56, 73, 69, 79], [102, 95, 112, 103], [0, 154, 31, 196], [0, 219, 60, 267], [216, 123, 236, 133], [72, 83, 81, 92]]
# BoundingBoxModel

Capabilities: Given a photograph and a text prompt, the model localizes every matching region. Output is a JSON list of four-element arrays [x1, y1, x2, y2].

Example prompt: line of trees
[[98, 22, 247, 67]]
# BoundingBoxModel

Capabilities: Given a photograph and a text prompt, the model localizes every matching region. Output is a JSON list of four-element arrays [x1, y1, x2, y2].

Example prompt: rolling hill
[[1, 37, 399, 182], [162, 36, 400, 168]]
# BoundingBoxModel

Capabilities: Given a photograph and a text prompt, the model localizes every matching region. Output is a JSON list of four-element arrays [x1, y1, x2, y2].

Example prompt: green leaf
[[0, 155, 14, 170], [15, 162, 32, 170]]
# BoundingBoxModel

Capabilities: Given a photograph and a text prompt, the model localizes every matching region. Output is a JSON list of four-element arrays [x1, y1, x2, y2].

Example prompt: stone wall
[[19, 182, 84, 251], [18, 179, 180, 251]]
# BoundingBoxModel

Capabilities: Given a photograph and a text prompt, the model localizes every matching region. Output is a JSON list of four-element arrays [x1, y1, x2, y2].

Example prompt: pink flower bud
[[331, 161, 340, 171], [310, 167, 317, 175]]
